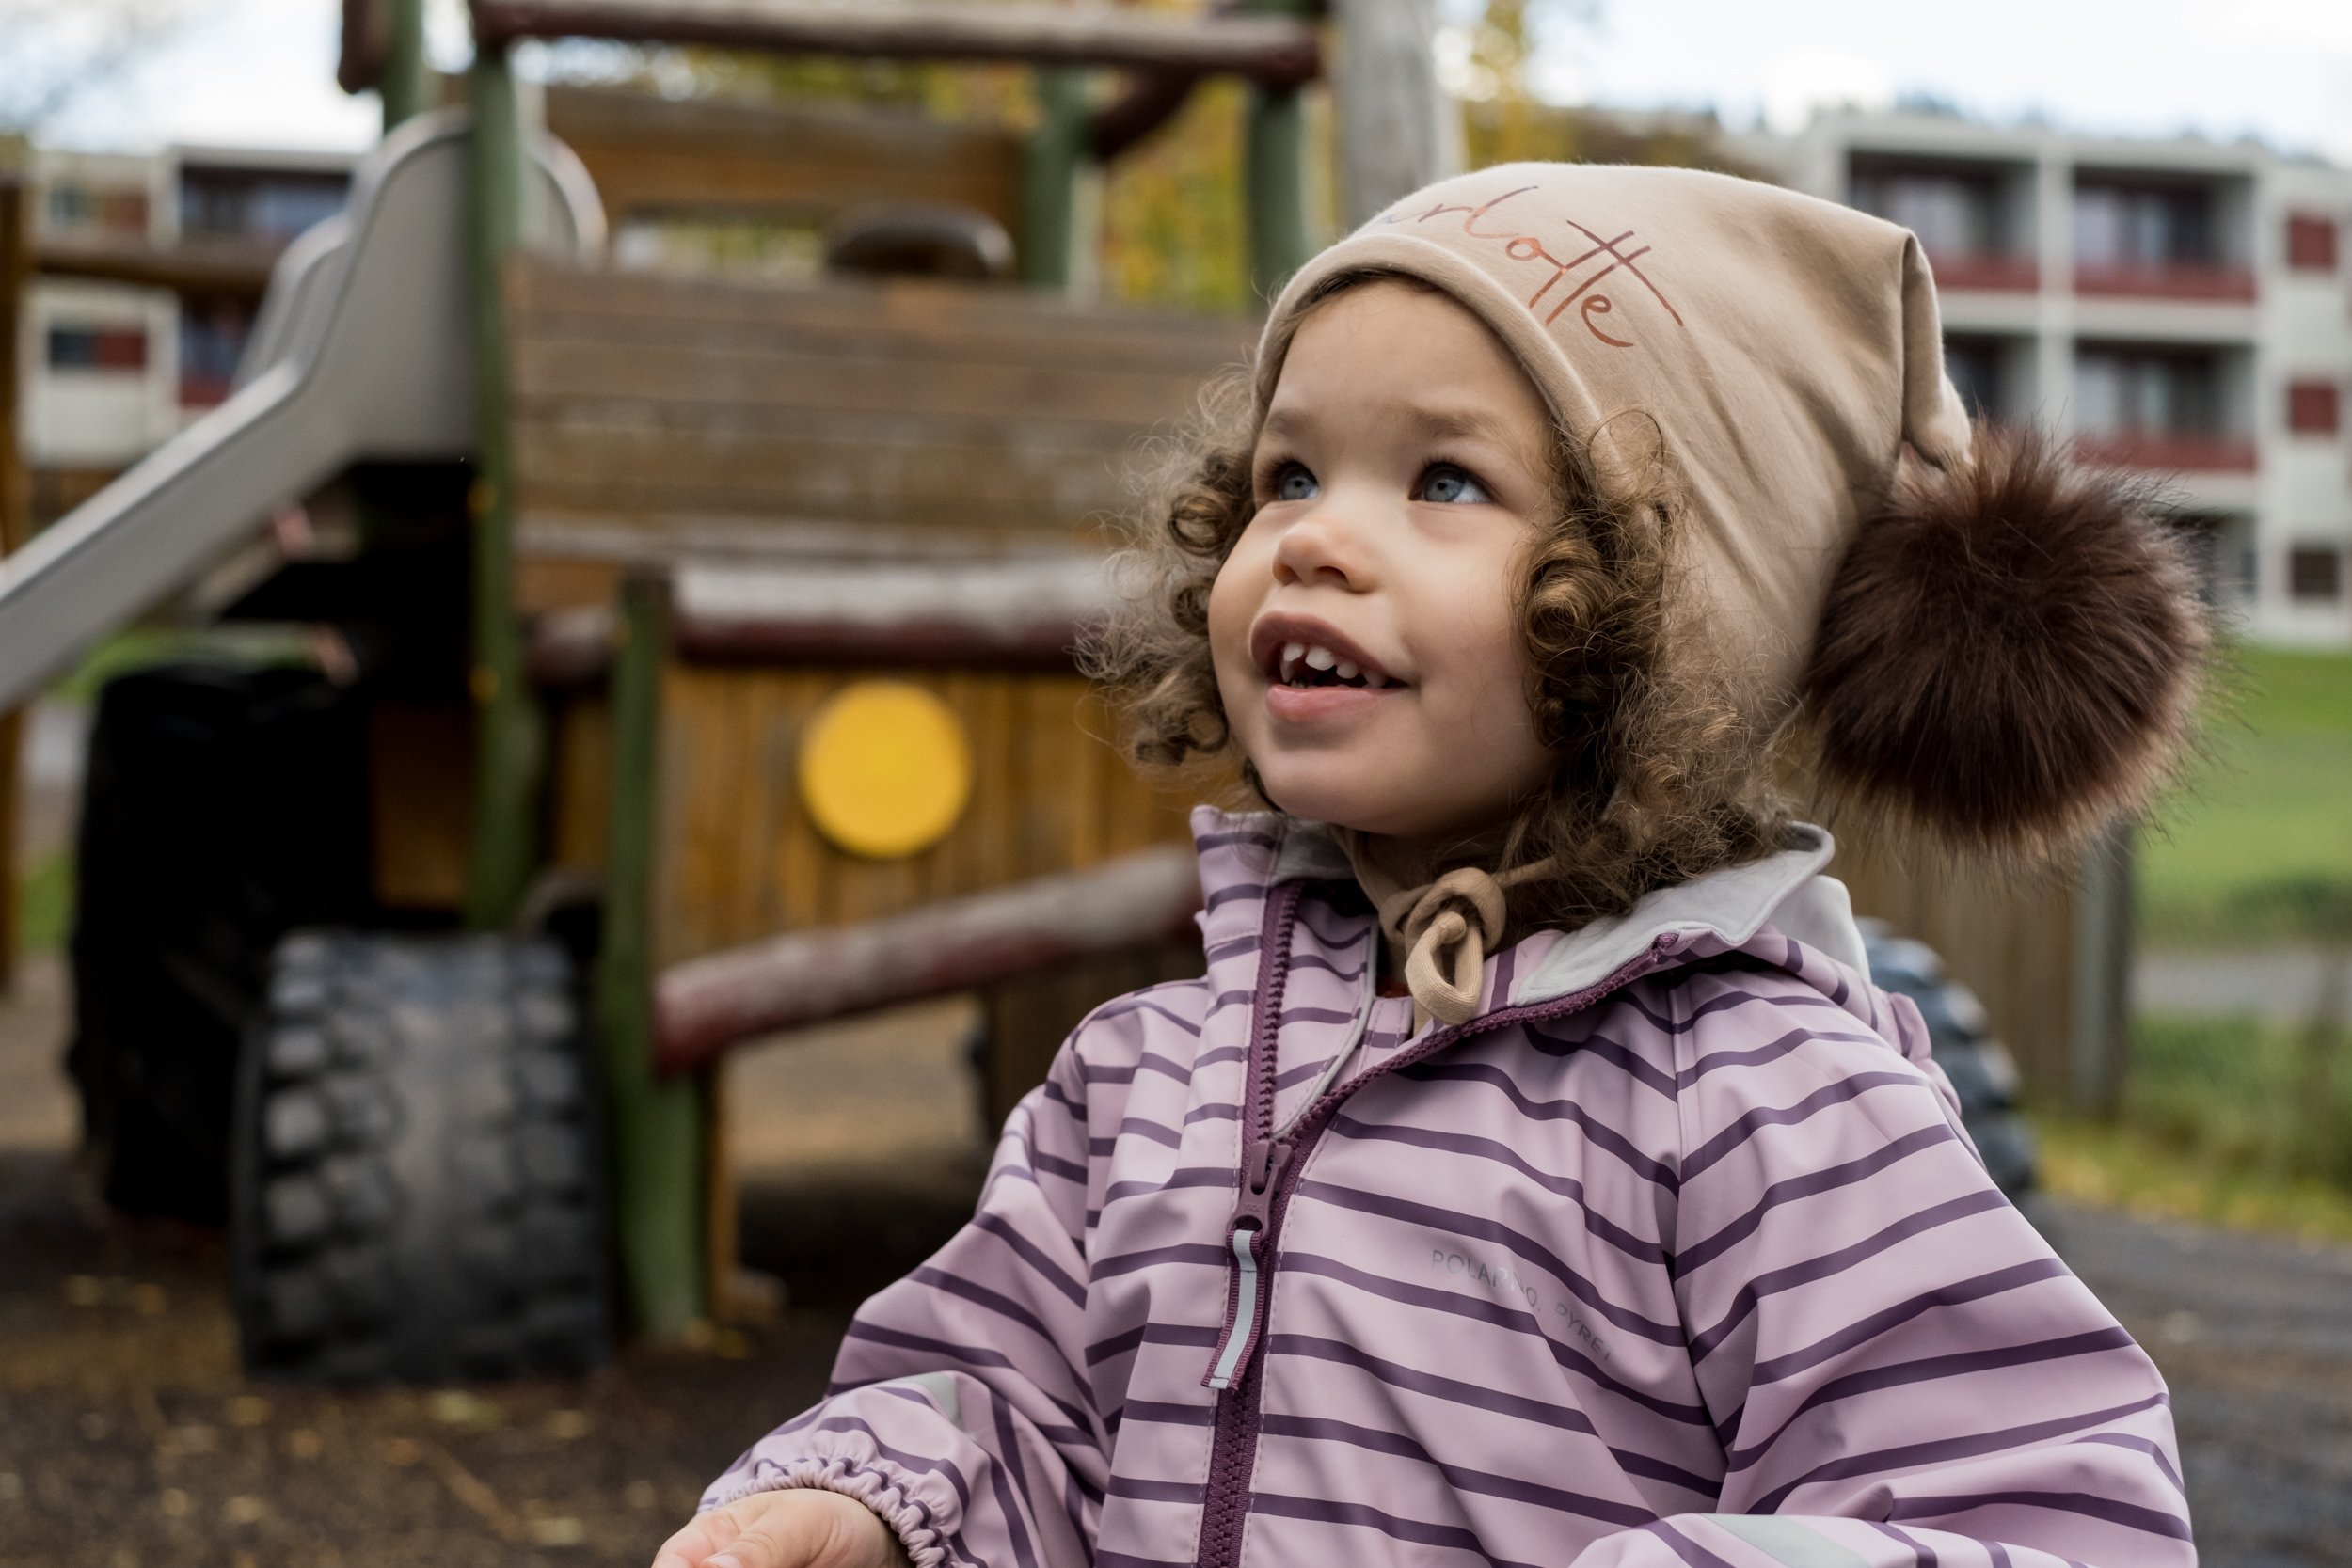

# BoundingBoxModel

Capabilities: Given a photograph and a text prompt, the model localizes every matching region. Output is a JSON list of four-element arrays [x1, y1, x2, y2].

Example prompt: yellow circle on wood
[[798, 681, 973, 860]]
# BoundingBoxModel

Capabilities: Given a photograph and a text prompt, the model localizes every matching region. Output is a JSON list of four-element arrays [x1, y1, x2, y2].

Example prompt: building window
[[1943, 335, 2010, 420], [2076, 344, 2221, 433], [44, 182, 149, 241], [46, 323, 150, 372], [2287, 379, 2341, 436], [2074, 174, 2254, 300], [179, 166, 349, 244], [2074, 342, 2254, 471], [2287, 546, 2344, 603], [2076, 179, 2216, 266], [2285, 212, 2340, 272], [179, 299, 257, 406], [1851, 156, 2034, 291]]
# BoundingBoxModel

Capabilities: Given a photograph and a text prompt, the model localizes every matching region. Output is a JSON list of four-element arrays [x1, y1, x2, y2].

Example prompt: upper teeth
[[1279, 641, 1382, 686]]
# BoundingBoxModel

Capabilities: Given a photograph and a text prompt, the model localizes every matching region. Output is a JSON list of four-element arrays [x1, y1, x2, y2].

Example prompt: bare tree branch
[[0, 0, 193, 134]]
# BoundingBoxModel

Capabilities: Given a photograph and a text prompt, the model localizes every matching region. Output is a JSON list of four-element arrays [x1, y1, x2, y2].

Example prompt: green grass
[[2037, 1115, 2352, 1246], [46, 624, 316, 706], [2040, 1008, 2352, 1245], [2139, 644, 2352, 946], [2129, 1011, 2352, 1185], [16, 850, 72, 956]]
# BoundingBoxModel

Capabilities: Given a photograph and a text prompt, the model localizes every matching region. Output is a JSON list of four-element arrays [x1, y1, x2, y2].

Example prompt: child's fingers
[[649, 1505, 742, 1568], [649, 1489, 892, 1568]]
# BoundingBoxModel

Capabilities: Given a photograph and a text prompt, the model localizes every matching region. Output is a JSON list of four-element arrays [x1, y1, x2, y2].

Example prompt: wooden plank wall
[[559, 669, 1196, 970], [543, 85, 1025, 239], [1826, 829, 2080, 1102], [504, 259, 1259, 608]]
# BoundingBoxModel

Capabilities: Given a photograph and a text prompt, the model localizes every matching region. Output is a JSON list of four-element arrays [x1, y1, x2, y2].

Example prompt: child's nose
[[1270, 498, 1376, 589]]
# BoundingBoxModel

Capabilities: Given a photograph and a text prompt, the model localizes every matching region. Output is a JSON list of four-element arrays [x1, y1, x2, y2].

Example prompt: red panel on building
[[2286, 213, 2340, 272], [2288, 379, 2341, 436], [2074, 432, 2259, 473], [1925, 252, 2040, 293], [2074, 264, 2259, 302]]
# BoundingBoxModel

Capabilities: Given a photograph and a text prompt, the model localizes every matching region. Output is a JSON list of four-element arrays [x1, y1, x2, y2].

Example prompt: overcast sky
[[32, 0, 2352, 166]]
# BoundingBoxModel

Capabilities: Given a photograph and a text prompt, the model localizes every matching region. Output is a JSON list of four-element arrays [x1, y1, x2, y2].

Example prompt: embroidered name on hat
[[1382, 184, 1685, 350]]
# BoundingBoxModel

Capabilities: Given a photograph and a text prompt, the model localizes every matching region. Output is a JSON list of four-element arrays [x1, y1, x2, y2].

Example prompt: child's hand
[[651, 1487, 914, 1568]]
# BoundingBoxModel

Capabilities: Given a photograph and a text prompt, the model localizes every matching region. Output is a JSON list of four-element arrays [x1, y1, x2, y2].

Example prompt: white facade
[[22, 149, 179, 467], [1743, 111, 2352, 646], [19, 143, 355, 473]]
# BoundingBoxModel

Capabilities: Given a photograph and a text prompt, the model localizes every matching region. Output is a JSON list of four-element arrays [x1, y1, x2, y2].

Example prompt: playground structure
[[0, 0, 2113, 1382], [0, 0, 1341, 1378]]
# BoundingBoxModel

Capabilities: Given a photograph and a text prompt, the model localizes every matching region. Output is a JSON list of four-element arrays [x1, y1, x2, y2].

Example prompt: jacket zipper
[[1190, 903, 1677, 1568]]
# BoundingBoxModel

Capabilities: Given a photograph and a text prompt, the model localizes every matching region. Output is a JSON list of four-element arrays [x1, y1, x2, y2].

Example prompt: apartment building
[[1749, 111, 2352, 646], [21, 144, 352, 505]]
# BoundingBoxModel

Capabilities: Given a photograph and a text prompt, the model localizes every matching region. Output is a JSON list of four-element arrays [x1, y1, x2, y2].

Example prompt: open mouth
[[1272, 641, 1397, 691]]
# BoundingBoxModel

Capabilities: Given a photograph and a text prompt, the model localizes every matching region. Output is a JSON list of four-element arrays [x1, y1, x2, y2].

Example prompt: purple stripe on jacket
[[704, 808, 2190, 1568]]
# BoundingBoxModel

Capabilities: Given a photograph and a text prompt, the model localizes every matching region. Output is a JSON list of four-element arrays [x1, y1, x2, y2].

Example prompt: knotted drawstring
[[1343, 834, 1557, 1030]]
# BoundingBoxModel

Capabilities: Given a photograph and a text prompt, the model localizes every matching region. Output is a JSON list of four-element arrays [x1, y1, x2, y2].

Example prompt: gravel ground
[[2030, 1199, 2352, 1568], [0, 958, 984, 1568], [4, 952, 2350, 1567]]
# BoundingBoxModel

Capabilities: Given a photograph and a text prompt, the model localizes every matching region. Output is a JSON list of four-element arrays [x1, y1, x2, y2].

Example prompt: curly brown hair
[[1083, 272, 1788, 933]]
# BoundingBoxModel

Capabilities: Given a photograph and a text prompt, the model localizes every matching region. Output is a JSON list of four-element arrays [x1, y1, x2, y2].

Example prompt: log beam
[[655, 845, 1203, 1073], [470, 0, 1323, 85], [524, 556, 1119, 684], [34, 236, 280, 300]]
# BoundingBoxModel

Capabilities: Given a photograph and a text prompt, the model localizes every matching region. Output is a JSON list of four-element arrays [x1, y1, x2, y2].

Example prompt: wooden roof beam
[[469, 0, 1322, 85]]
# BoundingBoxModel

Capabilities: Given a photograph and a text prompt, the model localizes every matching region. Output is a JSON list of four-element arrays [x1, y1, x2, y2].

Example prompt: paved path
[[2032, 1198, 2352, 1567], [2137, 946, 2351, 1022]]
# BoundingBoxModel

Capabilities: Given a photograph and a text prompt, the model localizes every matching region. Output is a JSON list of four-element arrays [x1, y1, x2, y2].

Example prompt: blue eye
[[1274, 464, 1319, 502], [1417, 464, 1492, 504]]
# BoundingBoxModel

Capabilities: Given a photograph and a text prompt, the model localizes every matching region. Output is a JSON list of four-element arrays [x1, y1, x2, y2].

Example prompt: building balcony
[[1926, 251, 2039, 292], [2074, 431, 2257, 472], [2074, 262, 2257, 303]]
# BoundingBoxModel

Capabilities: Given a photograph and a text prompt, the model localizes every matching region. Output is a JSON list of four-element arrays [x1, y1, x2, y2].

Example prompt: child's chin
[[1257, 768, 1419, 837]]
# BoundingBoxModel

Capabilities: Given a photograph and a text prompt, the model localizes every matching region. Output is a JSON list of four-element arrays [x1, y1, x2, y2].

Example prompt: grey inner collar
[[1263, 817, 1853, 1007]]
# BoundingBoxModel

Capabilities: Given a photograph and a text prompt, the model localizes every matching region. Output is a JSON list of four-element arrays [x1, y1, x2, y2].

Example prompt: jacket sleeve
[[1570, 990, 2192, 1568], [702, 1034, 1107, 1568]]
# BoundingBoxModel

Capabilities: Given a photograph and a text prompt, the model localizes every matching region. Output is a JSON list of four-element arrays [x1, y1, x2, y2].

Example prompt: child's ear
[[1801, 426, 2210, 862]]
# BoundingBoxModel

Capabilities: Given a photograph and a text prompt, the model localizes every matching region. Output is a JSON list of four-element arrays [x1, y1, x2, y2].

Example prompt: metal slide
[[0, 110, 605, 712]]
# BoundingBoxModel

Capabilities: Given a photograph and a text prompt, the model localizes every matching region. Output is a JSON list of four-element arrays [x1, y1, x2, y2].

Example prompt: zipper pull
[[1204, 1137, 1292, 1392], [1234, 1136, 1291, 1231]]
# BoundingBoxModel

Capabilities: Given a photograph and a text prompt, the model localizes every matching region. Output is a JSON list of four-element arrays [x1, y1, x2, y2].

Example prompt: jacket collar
[[1187, 806, 1863, 1009]]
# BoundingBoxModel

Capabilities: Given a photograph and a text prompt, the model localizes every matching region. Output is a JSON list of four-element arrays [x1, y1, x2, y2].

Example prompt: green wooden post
[[464, 44, 540, 930], [596, 577, 707, 1340], [2070, 817, 2137, 1119], [380, 0, 431, 132], [1022, 67, 1091, 292], [1243, 0, 1316, 298]]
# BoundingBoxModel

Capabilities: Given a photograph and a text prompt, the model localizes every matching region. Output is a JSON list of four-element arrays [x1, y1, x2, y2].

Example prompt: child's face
[[1208, 281, 1556, 847]]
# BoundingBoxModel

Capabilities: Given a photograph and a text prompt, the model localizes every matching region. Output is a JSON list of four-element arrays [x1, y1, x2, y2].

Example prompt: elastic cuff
[[703, 1456, 950, 1568]]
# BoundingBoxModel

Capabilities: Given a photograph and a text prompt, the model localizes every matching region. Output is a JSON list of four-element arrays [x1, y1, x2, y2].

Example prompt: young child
[[657, 165, 2204, 1568]]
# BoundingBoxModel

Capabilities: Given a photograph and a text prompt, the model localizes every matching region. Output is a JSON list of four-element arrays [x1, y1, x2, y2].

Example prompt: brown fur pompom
[[1802, 427, 2209, 861]]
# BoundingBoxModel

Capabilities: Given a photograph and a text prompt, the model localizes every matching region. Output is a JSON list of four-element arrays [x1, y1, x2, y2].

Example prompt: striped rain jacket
[[706, 808, 2192, 1568]]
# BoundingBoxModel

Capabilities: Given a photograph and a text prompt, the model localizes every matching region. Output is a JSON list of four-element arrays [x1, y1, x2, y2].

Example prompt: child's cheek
[[1204, 548, 1267, 713]]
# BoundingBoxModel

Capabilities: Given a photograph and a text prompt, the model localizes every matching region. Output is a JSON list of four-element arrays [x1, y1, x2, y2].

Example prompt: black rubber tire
[[68, 662, 373, 1223], [233, 931, 611, 1383]]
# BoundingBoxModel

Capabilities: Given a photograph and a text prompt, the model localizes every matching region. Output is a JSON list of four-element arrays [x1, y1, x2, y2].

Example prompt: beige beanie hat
[[1254, 163, 2206, 859]]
